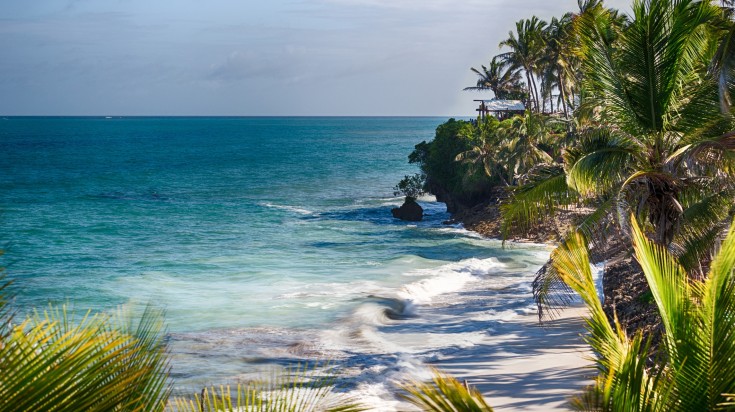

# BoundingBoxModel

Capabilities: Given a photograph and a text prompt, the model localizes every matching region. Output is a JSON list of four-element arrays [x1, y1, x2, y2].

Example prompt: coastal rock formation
[[392, 199, 423, 221], [426, 177, 494, 215]]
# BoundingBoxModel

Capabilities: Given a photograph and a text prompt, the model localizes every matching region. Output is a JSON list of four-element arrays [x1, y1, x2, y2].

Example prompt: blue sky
[[0, 0, 630, 116]]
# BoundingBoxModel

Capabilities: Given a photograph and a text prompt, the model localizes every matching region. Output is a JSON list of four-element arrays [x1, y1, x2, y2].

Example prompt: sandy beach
[[431, 306, 593, 411]]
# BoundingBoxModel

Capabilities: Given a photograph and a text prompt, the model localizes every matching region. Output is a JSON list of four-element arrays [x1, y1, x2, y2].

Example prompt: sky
[[0, 0, 631, 116]]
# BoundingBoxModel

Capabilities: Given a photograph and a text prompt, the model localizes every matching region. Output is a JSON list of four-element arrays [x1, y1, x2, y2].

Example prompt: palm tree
[[456, 112, 556, 188], [498, 17, 548, 113], [501, 0, 735, 316], [710, 3, 735, 113], [554, 216, 735, 411], [570, 0, 733, 248], [455, 117, 513, 186], [464, 56, 524, 101], [505, 0, 735, 248], [542, 14, 576, 118]]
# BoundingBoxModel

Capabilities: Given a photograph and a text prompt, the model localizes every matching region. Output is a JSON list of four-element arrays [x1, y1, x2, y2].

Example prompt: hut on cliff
[[474, 99, 525, 120]]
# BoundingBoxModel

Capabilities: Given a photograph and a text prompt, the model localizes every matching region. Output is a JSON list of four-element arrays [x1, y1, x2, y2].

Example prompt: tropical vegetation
[[401, 0, 735, 409], [5, 0, 735, 410], [554, 216, 735, 411], [0, 275, 171, 411], [169, 366, 366, 412], [409, 0, 735, 315], [401, 369, 494, 412]]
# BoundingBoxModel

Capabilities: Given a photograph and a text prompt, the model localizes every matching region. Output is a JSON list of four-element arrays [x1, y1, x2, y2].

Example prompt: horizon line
[[1, 114, 474, 118]]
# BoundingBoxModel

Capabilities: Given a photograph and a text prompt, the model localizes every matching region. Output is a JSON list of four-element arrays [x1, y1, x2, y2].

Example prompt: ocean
[[0, 117, 549, 407]]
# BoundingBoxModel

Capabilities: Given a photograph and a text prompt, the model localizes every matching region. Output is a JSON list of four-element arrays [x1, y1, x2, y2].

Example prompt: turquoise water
[[1, 117, 548, 405]]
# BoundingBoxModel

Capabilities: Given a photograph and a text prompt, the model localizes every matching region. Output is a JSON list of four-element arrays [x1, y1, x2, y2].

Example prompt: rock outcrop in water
[[391, 199, 423, 221]]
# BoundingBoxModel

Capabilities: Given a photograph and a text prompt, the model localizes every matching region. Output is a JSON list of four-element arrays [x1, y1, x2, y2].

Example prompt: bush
[[409, 119, 494, 208], [394, 173, 426, 201]]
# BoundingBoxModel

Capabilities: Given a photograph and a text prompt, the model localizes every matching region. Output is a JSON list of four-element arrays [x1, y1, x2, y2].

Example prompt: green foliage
[[0, 299, 171, 412], [410, 119, 494, 208], [454, 112, 560, 194], [556, 217, 735, 411], [401, 369, 494, 412], [169, 366, 366, 412], [464, 56, 527, 101], [500, 163, 572, 237], [394, 173, 426, 201], [490, 0, 735, 317]]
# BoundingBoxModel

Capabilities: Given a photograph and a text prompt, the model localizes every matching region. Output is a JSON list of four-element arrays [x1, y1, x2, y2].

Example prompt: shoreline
[[431, 305, 593, 411], [426, 200, 594, 411]]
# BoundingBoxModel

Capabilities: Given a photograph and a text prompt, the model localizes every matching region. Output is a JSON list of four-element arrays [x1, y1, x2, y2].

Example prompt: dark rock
[[391, 199, 423, 221], [425, 176, 496, 215]]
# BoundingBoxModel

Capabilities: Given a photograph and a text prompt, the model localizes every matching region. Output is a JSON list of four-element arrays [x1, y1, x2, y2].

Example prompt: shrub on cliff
[[409, 119, 494, 210], [394, 173, 426, 201]]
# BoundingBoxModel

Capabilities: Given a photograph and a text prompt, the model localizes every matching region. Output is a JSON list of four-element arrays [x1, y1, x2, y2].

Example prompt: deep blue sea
[[0, 117, 548, 406]]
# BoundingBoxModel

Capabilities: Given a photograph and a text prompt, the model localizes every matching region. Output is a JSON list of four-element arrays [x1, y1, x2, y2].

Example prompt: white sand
[[431, 306, 594, 411]]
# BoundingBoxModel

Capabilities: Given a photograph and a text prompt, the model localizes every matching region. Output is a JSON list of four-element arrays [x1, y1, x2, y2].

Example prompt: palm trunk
[[549, 90, 554, 113], [558, 69, 569, 119], [524, 71, 536, 112], [530, 74, 541, 113]]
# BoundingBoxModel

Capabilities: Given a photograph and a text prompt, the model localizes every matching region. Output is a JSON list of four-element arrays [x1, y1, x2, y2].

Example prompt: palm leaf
[[400, 368, 494, 412], [500, 163, 574, 237], [554, 230, 665, 412], [531, 261, 575, 321], [566, 132, 640, 197], [671, 189, 734, 273], [695, 219, 735, 410], [0, 305, 171, 412], [628, 217, 735, 410], [710, 17, 735, 114], [169, 365, 366, 412]]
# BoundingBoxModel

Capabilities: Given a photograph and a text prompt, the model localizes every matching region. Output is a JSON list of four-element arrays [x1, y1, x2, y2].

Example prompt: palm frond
[[400, 368, 494, 412], [628, 216, 735, 410], [532, 260, 575, 321], [500, 164, 574, 237], [566, 132, 639, 197], [671, 189, 734, 273], [169, 365, 366, 412], [0, 305, 171, 412], [554, 229, 665, 412], [696, 219, 735, 409], [710, 18, 735, 114], [670, 129, 735, 177], [579, 0, 719, 135]]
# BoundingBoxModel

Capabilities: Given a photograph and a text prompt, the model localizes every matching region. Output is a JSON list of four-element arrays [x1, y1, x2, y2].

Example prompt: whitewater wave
[[398, 258, 506, 304], [167, 251, 549, 410], [260, 202, 315, 215]]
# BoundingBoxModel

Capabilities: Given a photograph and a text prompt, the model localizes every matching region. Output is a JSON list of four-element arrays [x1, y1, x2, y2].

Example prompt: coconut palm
[[711, 3, 735, 113], [502, 0, 735, 316], [498, 17, 548, 113], [464, 56, 525, 101], [456, 112, 556, 188], [554, 216, 735, 411], [506, 0, 735, 247], [570, 0, 734, 248], [455, 117, 513, 186], [542, 13, 576, 118]]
